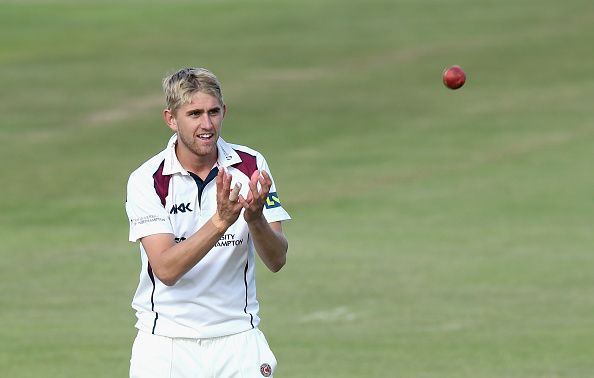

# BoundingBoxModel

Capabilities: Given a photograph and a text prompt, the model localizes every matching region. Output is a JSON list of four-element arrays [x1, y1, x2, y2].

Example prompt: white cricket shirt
[[126, 134, 291, 338]]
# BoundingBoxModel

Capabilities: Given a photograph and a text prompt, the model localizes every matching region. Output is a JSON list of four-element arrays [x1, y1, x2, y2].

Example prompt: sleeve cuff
[[263, 207, 292, 223], [129, 222, 174, 242]]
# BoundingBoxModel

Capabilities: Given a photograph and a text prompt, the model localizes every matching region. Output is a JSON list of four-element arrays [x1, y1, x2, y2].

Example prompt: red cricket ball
[[442, 65, 466, 90]]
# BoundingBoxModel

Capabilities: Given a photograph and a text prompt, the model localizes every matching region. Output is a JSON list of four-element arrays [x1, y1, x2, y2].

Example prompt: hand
[[239, 170, 272, 223], [212, 168, 243, 230]]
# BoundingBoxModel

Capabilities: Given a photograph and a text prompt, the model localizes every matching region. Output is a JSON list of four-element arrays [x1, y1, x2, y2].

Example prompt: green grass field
[[2, 0, 594, 376]]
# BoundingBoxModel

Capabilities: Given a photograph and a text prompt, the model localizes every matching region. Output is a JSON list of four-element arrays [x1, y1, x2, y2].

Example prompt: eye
[[208, 109, 220, 116]]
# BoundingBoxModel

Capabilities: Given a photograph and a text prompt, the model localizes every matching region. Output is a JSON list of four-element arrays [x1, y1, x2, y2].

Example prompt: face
[[164, 91, 226, 163]]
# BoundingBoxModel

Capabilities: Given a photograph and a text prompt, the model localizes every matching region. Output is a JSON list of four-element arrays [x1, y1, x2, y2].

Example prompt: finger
[[238, 194, 249, 208], [258, 175, 271, 197], [229, 182, 241, 202], [261, 170, 272, 188], [216, 169, 225, 200], [221, 169, 231, 197], [250, 170, 260, 187], [239, 188, 254, 208], [216, 168, 224, 188], [248, 170, 260, 198], [248, 178, 259, 198]]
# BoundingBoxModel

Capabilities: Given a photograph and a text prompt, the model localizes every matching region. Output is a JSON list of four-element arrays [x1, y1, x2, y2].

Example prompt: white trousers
[[130, 328, 277, 378]]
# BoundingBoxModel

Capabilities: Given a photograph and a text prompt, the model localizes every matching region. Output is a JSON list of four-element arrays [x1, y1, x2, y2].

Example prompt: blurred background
[[1, 0, 593, 376]]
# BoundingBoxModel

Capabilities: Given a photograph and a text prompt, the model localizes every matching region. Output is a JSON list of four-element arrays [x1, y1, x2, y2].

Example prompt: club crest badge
[[260, 363, 272, 377]]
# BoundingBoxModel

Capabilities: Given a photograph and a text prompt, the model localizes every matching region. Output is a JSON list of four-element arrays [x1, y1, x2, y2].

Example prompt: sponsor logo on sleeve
[[264, 192, 281, 209], [130, 214, 168, 227]]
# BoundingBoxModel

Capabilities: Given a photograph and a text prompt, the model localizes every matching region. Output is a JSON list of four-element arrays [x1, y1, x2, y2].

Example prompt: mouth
[[196, 133, 214, 141]]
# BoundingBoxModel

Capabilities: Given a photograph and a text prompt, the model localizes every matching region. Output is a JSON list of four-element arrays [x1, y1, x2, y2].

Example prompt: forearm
[[150, 215, 228, 285], [248, 217, 288, 272]]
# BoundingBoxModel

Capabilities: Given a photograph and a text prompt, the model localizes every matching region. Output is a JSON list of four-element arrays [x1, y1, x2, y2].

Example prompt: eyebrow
[[185, 106, 221, 115]]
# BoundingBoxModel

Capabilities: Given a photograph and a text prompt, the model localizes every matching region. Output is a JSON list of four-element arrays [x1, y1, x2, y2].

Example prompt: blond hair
[[162, 67, 224, 114]]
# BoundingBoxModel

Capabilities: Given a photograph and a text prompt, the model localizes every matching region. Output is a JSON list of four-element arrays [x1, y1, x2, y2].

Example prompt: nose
[[200, 113, 214, 129]]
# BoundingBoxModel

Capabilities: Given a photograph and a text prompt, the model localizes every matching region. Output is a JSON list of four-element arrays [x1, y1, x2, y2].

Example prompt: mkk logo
[[170, 203, 192, 214]]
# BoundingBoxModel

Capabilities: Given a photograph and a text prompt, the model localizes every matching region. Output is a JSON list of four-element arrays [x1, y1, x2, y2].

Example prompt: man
[[125, 67, 290, 377]]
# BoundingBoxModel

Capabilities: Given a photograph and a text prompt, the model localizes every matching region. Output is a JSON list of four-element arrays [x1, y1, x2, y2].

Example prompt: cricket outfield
[[1, 0, 593, 376]]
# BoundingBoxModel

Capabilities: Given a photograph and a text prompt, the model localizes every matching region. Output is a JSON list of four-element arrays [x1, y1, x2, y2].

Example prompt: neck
[[175, 144, 218, 179]]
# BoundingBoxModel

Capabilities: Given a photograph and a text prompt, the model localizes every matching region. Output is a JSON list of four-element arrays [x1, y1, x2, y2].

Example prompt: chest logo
[[170, 202, 193, 214], [216, 233, 244, 247]]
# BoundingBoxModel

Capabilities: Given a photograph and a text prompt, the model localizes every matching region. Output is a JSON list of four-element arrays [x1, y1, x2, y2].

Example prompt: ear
[[222, 104, 227, 119], [163, 108, 177, 132]]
